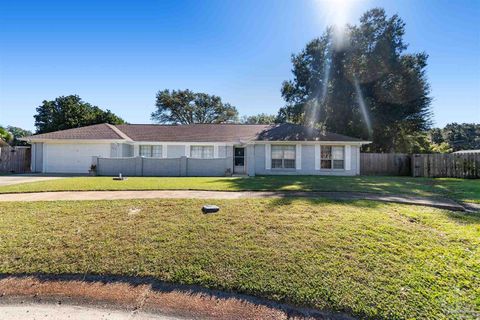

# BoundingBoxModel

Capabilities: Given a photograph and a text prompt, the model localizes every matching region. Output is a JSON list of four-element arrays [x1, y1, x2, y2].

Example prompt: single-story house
[[23, 123, 370, 176]]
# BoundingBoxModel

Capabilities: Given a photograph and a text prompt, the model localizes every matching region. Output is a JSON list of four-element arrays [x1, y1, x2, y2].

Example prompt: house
[[453, 150, 480, 154], [23, 123, 370, 176]]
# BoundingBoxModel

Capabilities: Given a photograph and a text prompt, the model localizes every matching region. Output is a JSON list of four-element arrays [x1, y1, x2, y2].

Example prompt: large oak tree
[[151, 89, 238, 124], [279, 9, 432, 152], [34, 95, 125, 134]]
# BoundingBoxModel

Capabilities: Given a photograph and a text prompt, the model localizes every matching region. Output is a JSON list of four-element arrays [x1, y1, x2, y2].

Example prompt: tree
[[151, 89, 238, 124], [279, 9, 432, 152], [6, 126, 32, 146], [34, 95, 125, 134], [429, 123, 480, 152], [0, 126, 13, 145], [241, 113, 277, 124]]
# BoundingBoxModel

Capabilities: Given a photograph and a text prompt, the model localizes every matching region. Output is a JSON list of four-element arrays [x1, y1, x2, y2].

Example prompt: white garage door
[[44, 143, 111, 173]]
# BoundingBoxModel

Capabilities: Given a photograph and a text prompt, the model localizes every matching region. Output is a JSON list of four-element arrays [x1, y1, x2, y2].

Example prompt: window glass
[[271, 145, 283, 159], [332, 146, 344, 160], [203, 146, 214, 158], [333, 160, 344, 169], [234, 148, 244, 157], [284, 159, 296, 168], [321, 146, 331, 159], [234, 157, 244, 166], [140, 145, 163, 158], [283, 145, 296, 159], [271, 145, 296, 169], [140, 145, 151, 157], [152, 145, 163, 158], [190, 146, 202, 158], [271, 159, 283, 168], [321, 160, 332, 169], [190, 146, 214, 159]]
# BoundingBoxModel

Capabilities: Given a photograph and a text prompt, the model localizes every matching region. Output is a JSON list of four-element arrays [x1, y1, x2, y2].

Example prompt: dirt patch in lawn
[[0, 275, 355, 320]]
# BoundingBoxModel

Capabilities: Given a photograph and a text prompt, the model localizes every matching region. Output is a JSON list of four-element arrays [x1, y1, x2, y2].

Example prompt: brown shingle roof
[[26, 123, 123, 140], [27, 123, 366, 142], [115, 124, 270, 142], [254, 123, 364, 142]]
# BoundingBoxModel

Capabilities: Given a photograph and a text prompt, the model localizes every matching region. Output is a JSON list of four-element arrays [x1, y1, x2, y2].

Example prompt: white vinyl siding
[[296, 144, 302, 170], [190, 146, 214, 159], [345, 145, 351, 170], [265, 144, 271, 169], [271, 145, 296, 169], [140, 145, 162, 158], [314, 145, 321, 170]]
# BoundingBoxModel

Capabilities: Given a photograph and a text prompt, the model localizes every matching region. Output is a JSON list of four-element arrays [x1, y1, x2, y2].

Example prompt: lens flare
[[353, 77, 373, 138], [314, 0, 362, 47]]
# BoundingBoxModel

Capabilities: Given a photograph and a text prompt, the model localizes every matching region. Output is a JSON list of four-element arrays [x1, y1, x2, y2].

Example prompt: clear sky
[[0, 0, 479, 131]]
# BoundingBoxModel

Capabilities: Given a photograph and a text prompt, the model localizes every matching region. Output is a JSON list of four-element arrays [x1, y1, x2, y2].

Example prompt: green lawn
[[0, 199, 478, 319], [1, 175, 479, 203]]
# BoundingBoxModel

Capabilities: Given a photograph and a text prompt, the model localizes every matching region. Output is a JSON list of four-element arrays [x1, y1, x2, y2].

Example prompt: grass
[[1, 175, 479, 203], [0, 198, 479, 319]]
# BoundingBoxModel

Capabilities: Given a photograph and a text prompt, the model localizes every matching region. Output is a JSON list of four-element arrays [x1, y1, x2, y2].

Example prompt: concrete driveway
[[0, 174, 66, 186]]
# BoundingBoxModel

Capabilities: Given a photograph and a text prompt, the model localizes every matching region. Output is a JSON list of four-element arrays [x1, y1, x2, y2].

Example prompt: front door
[[234, 147, 245, 174]]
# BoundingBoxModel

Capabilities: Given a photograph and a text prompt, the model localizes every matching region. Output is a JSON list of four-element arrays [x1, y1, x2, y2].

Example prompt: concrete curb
[[0, 275, 355, 320]]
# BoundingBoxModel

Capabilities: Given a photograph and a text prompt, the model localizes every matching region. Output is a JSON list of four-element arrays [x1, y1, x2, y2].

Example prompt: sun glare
[[314, 0, 364, 46]]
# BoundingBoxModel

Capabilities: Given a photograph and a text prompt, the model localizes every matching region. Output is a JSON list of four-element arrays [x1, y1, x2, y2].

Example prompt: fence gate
[[0, 147, 31, 173]]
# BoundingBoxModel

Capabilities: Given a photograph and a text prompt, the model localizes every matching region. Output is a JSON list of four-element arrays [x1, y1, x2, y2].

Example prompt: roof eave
[[22, 138, 127, 143]]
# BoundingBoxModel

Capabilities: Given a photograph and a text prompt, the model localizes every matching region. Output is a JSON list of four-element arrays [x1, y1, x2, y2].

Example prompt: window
[[190, 146, 214, 159], [139, 145, 162, 158], [234, 147, 245, 166], [271, 145, 296, 169], [320, 146, 344, 169]]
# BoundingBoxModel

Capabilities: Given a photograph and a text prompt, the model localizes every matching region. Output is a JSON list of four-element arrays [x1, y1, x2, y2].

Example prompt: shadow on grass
[[207, 175, 437, 195], [261, 196, 386, 211], [0, 273, 356, 320], [252, 194, 480, 225], [443, 210, 480, 225]]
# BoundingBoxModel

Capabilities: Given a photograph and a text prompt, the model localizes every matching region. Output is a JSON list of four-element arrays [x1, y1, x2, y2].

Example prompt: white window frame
[[139, 145, 163, 158], [271, 145, 296, 169], [190, 145, 214, 159], [320, 145, 345, 170]]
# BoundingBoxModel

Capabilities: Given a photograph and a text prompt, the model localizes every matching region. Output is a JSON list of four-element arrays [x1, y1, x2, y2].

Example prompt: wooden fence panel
[[360, 153, 411, 176], [0, 147, 31, 173], [412, 153, 480, 178]]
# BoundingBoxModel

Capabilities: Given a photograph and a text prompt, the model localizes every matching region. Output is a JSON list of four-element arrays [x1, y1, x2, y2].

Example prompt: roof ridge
[[117, 123, 273, 126], [105, 123, 133, 141]]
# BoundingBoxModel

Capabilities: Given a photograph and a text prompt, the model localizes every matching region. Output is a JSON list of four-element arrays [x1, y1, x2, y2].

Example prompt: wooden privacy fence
[[412, 153, 480, 178], [0, 146, 31, 173], [360, 153, 411, 176]]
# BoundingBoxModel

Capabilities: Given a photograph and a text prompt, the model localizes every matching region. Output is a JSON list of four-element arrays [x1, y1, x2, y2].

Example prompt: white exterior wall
[[43, 142, 111, 173], [34, 140, 364, 176], [252, 143, 360, 176]]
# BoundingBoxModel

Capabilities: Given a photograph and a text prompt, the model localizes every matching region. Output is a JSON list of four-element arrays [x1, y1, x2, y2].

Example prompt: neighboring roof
[[453, 149, 480, 154], [26, 123, 368, 143], [25, 123, 124, 140], [0, 138, 9, 146]]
